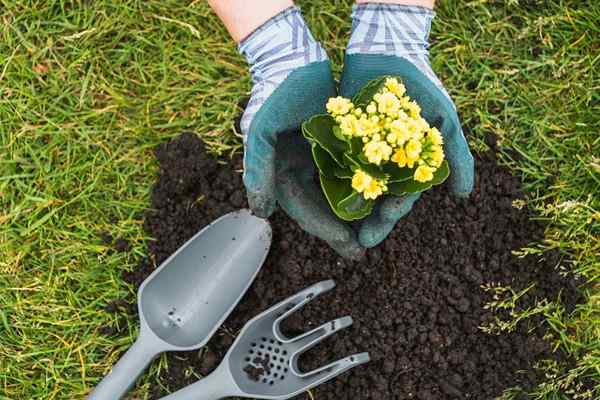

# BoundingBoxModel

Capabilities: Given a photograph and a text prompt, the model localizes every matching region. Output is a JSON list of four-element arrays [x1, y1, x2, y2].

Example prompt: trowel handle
[[159, 363, 232, 400], [87, 337, 158, 400]]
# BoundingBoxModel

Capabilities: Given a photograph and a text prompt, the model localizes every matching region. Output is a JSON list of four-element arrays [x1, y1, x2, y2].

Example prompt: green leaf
[[319, 174, 373, 221], [388, 161, 450, 195], [319, 173, 351, 217], [310, 143, 352, 179], [388, 181, 420, 196], [352, 77, 387, 107], [311, 144, 338, 178], [334, 166, 353, 179], [332, 125, 347, 142], [350, 137, 363, 155], [382, 163, 413, 183], [344, 153, 360, 170], [357, 153, 370, 165], [302, 115, 348, 166], [338, 191, 375, 220], [344, 153, 386, 180]]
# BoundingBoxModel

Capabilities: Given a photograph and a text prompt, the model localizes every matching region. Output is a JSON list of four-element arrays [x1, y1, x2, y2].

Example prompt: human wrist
[[208, 0, 294, 42], [355, 0, 434, 9]]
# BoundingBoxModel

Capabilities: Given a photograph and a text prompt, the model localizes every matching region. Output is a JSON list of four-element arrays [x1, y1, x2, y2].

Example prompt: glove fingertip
[[247, 191, 276, 219], [358, 220, 395, 248], [380, 193, 421, 223], [330, 240, 366, 260], [450, 152, 475, 199]]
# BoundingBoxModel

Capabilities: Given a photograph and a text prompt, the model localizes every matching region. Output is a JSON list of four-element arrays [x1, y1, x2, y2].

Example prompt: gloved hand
[[240, 6, 364, 259], [339, 3, 475, 248]]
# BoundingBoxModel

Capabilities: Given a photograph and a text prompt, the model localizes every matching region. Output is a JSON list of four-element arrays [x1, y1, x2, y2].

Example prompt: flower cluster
[[351, 170, 388, 200], [325, 77, 445, 200]]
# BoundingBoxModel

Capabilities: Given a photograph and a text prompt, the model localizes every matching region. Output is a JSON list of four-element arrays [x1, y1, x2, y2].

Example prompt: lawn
[[0, 0, 598, 399]]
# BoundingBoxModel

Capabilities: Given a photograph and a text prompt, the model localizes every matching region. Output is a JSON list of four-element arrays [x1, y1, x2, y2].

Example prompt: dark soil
[[103, 132, 582, 400]]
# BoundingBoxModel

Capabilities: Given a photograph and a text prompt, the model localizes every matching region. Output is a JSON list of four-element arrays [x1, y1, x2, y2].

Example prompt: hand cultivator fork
[[161, 280, 370, 400]]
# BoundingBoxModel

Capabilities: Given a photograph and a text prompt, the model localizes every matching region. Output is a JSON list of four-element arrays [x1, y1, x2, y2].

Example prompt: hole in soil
[[108, 132, 583, 400]]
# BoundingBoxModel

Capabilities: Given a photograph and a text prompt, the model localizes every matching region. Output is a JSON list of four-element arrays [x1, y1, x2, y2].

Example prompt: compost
[[103, 132, 580, 400]]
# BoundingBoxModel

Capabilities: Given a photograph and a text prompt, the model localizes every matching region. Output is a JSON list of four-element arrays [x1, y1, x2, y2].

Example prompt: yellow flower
[[385, 77, 406, 98], [339, 114, 359, 136], [405, 118, 425, 140], [389, 119, 412, 145], [352, 170, 386, 200], [400, 96, 412, 109], [416, 117, 430, 132], [414, 165, 435, 182], [405, 139, 422, 160], [352, 169, 373, 193], [375, 92, 401, 116], [366, 102, 377, 114], [406, 101, 421, 118], [429, 146, 445, 167], [356, 116, 380, 137], [326, 96, 353, 115], [428, 127, 444, 146], [396, 110, 409, 121], [363, 139, 393, 165], [386, 132, 397, 144], [391, 148, 407, 167], [364, 179, 384, 200]]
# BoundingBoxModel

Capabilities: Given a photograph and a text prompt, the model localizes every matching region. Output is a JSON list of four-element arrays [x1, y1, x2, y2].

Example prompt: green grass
[[0, 0, 598, 399]]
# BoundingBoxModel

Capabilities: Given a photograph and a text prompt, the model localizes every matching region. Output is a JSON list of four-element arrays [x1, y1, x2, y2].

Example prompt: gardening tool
[[88, 209, 272, 400], [160, 280, 370, 400]]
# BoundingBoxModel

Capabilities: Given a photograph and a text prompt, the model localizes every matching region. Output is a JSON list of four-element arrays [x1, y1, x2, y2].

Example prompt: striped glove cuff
[[347, 3, 449, 97], [238, 6, 328, 136]]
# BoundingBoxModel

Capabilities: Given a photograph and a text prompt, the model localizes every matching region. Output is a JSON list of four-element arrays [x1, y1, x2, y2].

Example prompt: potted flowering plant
[[302, 76, 449, 221]]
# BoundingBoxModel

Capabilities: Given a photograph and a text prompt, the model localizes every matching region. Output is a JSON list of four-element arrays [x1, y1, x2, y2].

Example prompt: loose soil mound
[[104, 132, 580, 400]]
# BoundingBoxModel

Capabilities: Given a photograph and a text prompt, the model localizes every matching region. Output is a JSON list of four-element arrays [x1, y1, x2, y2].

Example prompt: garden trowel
[[88, 209, 272, 400]]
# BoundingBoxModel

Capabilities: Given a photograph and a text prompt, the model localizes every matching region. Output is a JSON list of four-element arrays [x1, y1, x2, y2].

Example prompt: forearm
[[207, 0, 294, 42], [355, 0, 434, 9]]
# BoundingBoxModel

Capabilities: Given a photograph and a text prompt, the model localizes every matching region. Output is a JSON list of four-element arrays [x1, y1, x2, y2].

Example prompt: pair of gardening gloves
[[239, 4, 474, 259]]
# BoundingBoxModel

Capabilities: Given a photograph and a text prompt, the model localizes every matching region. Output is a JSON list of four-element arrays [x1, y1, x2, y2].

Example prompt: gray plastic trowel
[[160, 280, 370, 400], [88, 209, 272, 400]]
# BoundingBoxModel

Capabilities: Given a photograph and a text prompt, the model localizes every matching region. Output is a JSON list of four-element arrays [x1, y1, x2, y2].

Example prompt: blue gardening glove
[[340, 3, 475, 248], [240, 6, 364, 259]]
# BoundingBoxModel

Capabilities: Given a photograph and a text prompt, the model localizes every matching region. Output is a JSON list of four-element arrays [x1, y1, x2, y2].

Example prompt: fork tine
[[296, 352, 371, 388], [286, 316, 353, 355], [269, 280, 336, 342]]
